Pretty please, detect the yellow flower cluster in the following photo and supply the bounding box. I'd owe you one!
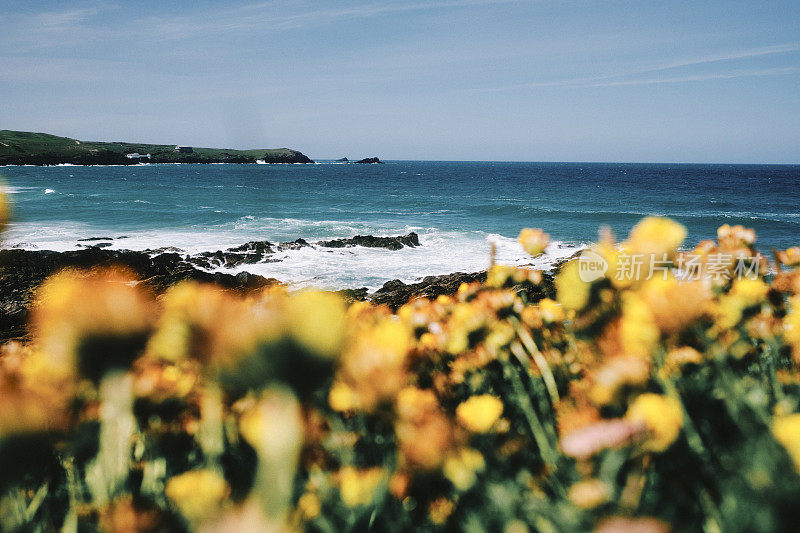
[5,215,800,532]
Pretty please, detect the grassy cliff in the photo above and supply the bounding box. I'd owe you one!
[0,130,314,165]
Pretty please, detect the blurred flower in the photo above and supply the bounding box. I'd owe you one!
[786,297,800,363]
[626,393,683,452]
[443,448,485,491]
[638,276,711,335]
[338,466,384,507]
[619,293,659,358]
[98,497,167,533]
[772,414,800,472]
[456,394,503,433]
[776,247,800,267]
[287,290,347,358]
[568,478,610,509]
[539,298,565,323]
[395,387,455,469]
[556,259,591,311]
[518,228,549,256]
[0,344,73,437]
[717,224,756,249]
[560,419,642,460]
[589,356,650,407]
[713,278,769,330]
[165,469,230,524]
[238,388,303,459]
[625,217,686,258]
[429,497,455,525]
[596,516,670,533]
[336,318,411,412]
[32,269,153,381]
[147,282,270,367]
[296,492,321,520]
[664,346,703,374]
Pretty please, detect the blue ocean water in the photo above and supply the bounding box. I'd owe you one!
[2,162,799,289]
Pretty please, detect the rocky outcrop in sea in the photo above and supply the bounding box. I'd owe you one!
[0,231,567,340]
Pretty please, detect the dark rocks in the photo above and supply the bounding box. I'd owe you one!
[0,247,278,340]
[370,271,487,309]
[368,266,559,310]
[335,157,349,162]
[277,239,310,252]
[317,232,419,251]
[355,157,382,164]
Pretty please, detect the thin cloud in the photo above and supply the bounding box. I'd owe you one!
[478,42,800,91]
[587,67,798,87]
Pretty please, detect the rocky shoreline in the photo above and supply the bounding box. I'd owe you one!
[0,232,566,341]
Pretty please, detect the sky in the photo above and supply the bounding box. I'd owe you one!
[1,0,798,163]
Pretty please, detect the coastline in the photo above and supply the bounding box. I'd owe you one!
[0,235,568,341]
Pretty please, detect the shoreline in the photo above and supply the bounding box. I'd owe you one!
[0,235,569,341]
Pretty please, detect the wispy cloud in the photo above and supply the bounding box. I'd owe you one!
[35,7,100,27]
[587,67,798,87]
[478,42,800,91]
[140,0,522,41]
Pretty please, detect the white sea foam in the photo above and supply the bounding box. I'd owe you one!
[2,218,584,290]
[44,188,56,194]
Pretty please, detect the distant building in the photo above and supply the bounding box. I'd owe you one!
[175,146,193,153]
[125,153,151,160]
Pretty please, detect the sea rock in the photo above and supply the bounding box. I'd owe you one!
[0,247,277,340]
[317,232,419,251]
[370,271,487,308]
[368,267,558,309]
[277,239,310,252]
[335,157,349,162]
[355,157,382,164]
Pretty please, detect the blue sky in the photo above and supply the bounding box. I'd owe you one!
[1,0,798,162]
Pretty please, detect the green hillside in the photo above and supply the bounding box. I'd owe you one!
[0,130,314,165]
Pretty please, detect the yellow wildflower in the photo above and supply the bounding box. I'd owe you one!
[238,389,303,456]
[328,380,359,412]
[567,479,610,509]
[443,448,485,491]
[538,298,565,323]
[772,414,800,472]
[428,497,455,525]
[518,228,549,256]
[32,269,153,379]
[625,217,686,257]
[555,259,591,311]
[287,290,347,358]
[717,224,756,249]
[165,469,230,524]
[486,264,517,288]
[147,282,271,367]
[714,278,770,330]
[338,466,384,507]
[786,297,800,362]
[395,387,455,469]
[638,276,711,335]
[626,393,683,452]
[456,394,503,433]
[297,492,321,520]
[776,247,800,267]
[589,356,650,407]
[338,318,411,411]
[620,293,659,358]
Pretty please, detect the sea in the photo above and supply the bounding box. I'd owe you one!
[1,161,798,290]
